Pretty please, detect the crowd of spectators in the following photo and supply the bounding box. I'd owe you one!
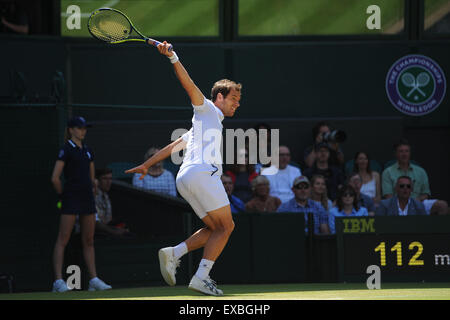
[110,121,448,237]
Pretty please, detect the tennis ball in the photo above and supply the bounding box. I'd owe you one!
[57,201,62,210]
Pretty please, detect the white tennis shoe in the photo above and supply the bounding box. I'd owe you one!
[158,247,180,286]
[88,277,112,291]
[188,275,223,296]
[52,279,71,293]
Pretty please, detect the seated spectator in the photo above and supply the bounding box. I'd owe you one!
[245,175,281,213]
[95,168,132,238]
[347,172,375,216]
[225,147,258,203]
[329,185,369,234]
[376,176,426,216]
[353,151,381,204]
[277,176,329,235]
[303,121,344,168]
[221,174,246,213]
[303,142,345,201]
[132,147,177,197]
[310,174,333,212]
[382,138,448,215]
[261,145,302,203]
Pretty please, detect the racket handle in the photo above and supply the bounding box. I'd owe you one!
[147,38,173,52]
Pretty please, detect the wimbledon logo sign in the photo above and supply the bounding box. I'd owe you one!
[386,54,446,116]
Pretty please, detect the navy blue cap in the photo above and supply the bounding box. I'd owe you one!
[67,116,92,128]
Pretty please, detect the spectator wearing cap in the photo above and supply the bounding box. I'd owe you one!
[347,172,375,216]
[221,174,246,213]
[277,176,330,235]
[376,176,426,216]
[132,147,177,197]
[303,142,345,201]
[50,116,112,292]
[328,185,369,234]
[245,175,281,213]
[261,145,302,203]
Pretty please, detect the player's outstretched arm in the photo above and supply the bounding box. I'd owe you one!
[125,137,187,179]
[156,41,204,106]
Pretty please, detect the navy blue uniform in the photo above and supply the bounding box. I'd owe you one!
[57,139,96,215]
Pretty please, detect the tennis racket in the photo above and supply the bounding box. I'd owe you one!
[87,7,172,51]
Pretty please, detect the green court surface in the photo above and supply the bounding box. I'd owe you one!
[1,282,449,300]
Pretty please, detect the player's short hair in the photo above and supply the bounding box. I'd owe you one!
[211,79,242,102]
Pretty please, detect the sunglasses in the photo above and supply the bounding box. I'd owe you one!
[294,185,309,190]
[343,193,355,198]
[399,184,411,189]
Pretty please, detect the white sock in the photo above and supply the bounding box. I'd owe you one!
[173,242,188,259]
[195,259,214,280]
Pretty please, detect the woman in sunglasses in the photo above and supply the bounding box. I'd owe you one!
[328,185,368,234]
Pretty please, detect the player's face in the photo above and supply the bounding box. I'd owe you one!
[222,89,241,117]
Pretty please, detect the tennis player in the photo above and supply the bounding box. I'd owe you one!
[126,41,241,296]
[51,116,112,292]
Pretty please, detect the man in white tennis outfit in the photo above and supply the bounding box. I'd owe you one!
[126,41,241,296]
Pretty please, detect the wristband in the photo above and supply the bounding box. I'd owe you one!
[168,51,179,64]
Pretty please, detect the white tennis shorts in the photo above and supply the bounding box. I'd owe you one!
[176,164,230,219]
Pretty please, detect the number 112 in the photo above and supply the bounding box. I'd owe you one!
[374,241,424,267]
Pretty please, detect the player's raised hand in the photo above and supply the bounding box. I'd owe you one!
[125,165,148,180]
[157,41,174,57]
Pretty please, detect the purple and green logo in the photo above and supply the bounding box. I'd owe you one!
[386,54,446,116]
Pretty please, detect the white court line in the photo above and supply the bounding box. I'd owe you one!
[61,0,120,18]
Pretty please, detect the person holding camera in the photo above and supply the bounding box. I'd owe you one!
[303,142,345,201]
[303,121,345,169]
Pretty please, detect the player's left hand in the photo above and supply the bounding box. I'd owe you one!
[125,164,148,180]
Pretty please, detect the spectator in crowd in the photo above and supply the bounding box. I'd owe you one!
[353,151,381,204]
[347,172,375,216]
[303,121,344,168]
[303,142,345,201]
[245,175,281,213]
[225,147,258,203]
[310,174,333,212]
[328,185,368,234]
[382,139,448,215]
[94,168,131,237]
[376,176,426,216]
[261,145,302,203]
[132,147,177,197]
[0,0,29,34]
[277,176,329,235]
[221,174,246,214]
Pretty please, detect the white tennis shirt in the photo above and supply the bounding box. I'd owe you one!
[180,97,224,176]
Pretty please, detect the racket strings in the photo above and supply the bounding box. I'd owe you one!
[89,11,132,42]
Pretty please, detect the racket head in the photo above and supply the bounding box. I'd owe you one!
[401,72,415,87]
[416,72,430,86]
[88,7,145,43]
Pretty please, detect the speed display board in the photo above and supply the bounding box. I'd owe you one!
[336,216,450,282]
